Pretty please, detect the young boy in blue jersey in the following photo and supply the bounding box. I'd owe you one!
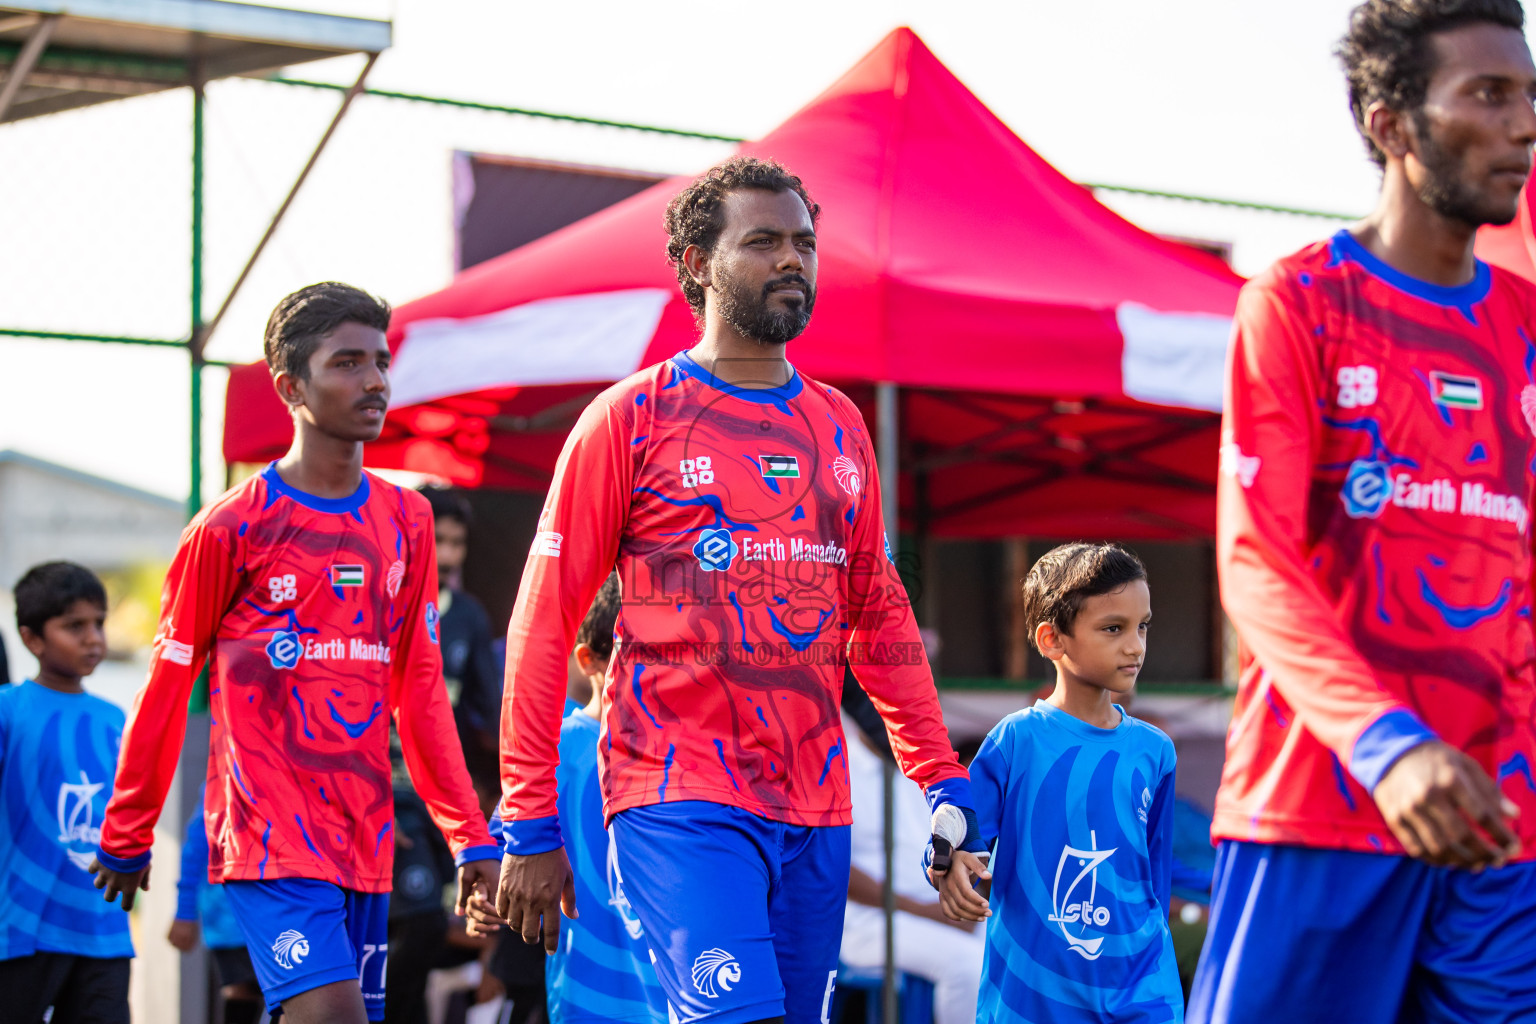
[473,574,666,1024]
[930,543,1183,1023]
[169,783,264,1024]
[0,562,132,1023]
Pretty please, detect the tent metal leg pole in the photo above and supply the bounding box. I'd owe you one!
[876,381,899,1023]
[0,14,58,123]
[180,75,211,1024]
[199,50,379,350]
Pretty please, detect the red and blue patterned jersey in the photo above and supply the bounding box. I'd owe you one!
[498,352,968,849]
[1215,230,1536,854]
[99,466,496,892]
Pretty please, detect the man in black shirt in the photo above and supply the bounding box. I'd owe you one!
[387,488,507,1023]
[420,487,502,771]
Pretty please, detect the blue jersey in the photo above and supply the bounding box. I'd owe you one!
[176,784,245,950]
[548,709,665,1024]
[0,680,133,960]
[971,702,1182,1023]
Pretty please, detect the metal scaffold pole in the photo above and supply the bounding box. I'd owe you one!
[190,75,205,523]
[876,381,899,1024]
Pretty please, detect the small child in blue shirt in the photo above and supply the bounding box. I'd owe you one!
[930,542,1183,1023]
[169,782,263,1024]
[475,575,666,1023]
[0,562,132,1023]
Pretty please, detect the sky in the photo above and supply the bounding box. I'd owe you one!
[0,0,1414,502]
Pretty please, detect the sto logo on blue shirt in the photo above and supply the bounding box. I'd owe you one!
[693,528,738,572]
[266,630,303,670]
[1341,458,1392,519]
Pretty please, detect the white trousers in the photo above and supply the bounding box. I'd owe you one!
[840,904,986,1024]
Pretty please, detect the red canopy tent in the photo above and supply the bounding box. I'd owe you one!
[226,27,1243,539]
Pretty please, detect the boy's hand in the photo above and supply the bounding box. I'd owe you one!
[89,859,151,911]
[456,859,502,919]
[929,849,991,924]
[167,919,199,952]
[463,890,506,937]
[914,899,979,933]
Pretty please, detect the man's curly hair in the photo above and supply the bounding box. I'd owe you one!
[663,157,821,317]
[1339,0,1525,167]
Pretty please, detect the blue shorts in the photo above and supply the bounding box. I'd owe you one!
[1189,840,1536,1024]
[610,801,851,1024]
[224,878,390,1021]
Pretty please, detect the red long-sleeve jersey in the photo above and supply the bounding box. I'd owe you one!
[1215,230,1536,854]
[498,352,968,849]
[99,466,496,891]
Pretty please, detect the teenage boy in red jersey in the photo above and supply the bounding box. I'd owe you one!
[491,158,983,1024]
[90,283,500,1024]
[1190,3,1536,1021]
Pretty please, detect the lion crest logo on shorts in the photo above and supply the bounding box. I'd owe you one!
[691,948,741,998]
[272,929,310,970]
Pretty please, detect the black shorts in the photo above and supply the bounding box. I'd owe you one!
[212,945,258,990]
[489,929,549,989]
[0,952,130,1024]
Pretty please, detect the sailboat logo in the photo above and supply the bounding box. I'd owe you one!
[57,771,105,871]
[1048,830,1116,960]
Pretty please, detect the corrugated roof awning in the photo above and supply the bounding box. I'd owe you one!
[0,0,389,123]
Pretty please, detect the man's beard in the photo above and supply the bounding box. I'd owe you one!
[715,271,816,345]
[1413,112,1519,228]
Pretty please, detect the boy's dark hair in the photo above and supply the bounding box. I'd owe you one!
[263,282,391,381]
[1339,0,1525,166]
[15,561,107,635]
[1021,543,1147,652]
[664,156,821,317]
[576,573,621,660]
[419,486,473,528]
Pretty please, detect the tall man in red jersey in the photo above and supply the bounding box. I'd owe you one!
[493,158,982,1024]
[91,284,500,1024]
[1191,4,1536,1021]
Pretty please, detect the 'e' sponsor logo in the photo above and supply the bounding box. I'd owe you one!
[1341,459,1392,519]
[266,630,302,670]
[693,528,738,572]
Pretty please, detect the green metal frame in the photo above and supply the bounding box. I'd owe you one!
[0,75,1363,536]
[191,79,205,521]
[0,39,187,84]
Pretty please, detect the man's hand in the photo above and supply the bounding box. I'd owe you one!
[456,859,502,918]
[496,849,575,954]
[928,849,991,923]
[167,919,199,952]
[1373,741,1521,870]
[89,860,151,911]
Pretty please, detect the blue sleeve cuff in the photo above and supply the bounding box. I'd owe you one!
[500,814,563,856]
[175,887,200,922]
[454,844,502,867]
[922,776,987,853]
[1351,709,1438,792]
[95,847,152,873]
[922,776,975,815]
